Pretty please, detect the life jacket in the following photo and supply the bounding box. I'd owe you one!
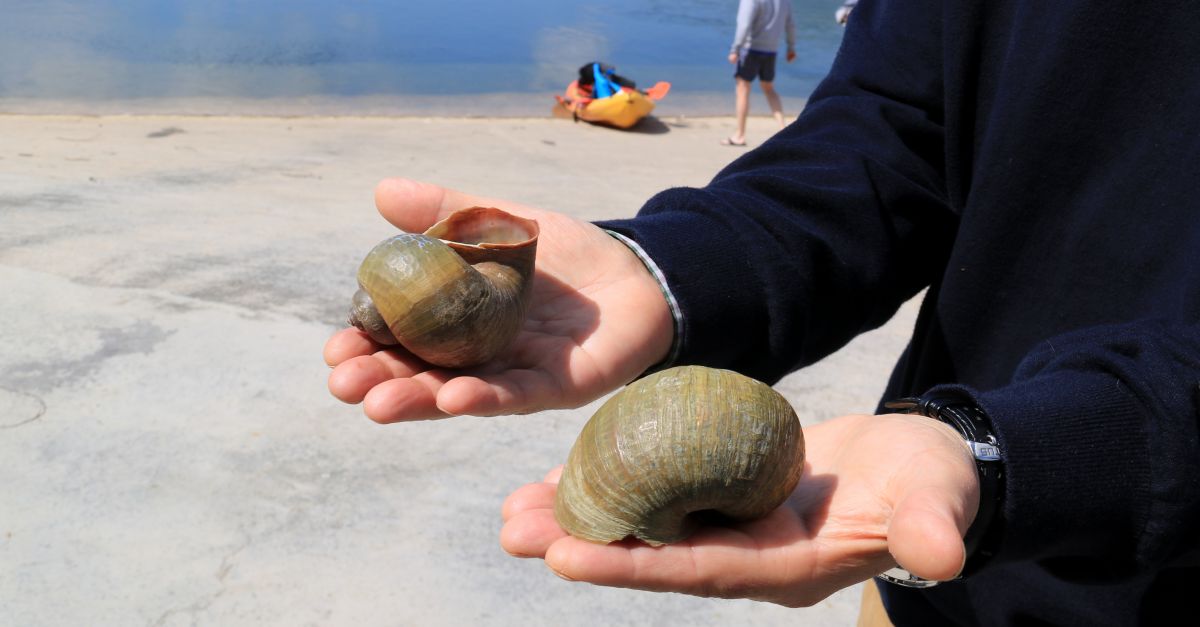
[576,62,637,99]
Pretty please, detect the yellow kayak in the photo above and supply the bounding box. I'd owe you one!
[556,80,670,129]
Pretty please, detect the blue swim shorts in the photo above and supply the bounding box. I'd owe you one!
[735,49,778,82]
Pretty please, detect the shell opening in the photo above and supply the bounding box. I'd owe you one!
[424,207,538,248]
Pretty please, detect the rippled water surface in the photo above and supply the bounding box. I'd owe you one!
[0,0,848,113]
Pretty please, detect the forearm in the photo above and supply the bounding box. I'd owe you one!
[786,10,796,50]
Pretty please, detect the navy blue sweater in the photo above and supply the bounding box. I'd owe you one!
[599,0,1200,624]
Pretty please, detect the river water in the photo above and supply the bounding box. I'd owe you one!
[0,0,848,115]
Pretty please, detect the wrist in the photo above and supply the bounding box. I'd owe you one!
[877,390,1005,587]
[604,230,681,373]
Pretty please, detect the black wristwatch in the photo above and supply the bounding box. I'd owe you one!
[875,390,1005,588]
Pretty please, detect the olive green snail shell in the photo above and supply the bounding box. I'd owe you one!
[347,206,538,369]
[554,365,806,546]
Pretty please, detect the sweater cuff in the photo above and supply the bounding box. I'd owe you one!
[940,372,1150,569]
[595,189,774,379]
[604,230,683,373]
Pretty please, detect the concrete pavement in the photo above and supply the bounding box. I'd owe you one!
[0,114,917,626]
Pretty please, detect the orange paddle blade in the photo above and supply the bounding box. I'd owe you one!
[644,81,671,101]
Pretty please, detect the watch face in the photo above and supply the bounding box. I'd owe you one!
[877,567,944,588]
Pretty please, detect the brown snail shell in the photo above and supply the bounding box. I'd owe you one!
[347,206,538,368]
[554,365,805,546]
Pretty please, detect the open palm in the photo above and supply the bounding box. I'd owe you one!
[324,178,674,422]
[500,414,980,607]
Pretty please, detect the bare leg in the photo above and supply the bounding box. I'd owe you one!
[761,81,786,128]
[733,77,752,143]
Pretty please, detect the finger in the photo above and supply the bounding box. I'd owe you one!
[435,369,566,417]
[374,178,505,233]
[501,509,569,558]
[544,531,765,598]
[888,486,969,581]
[880,417,979,580]
[543,465,563,484]
[361,374,449,422]
[501,482,556,522]
[327,350,429,404]
[328,355,397,404]
[544,538,702,593]
[370,349,433,378]
[323,327,378,366]
[374,178,448,231]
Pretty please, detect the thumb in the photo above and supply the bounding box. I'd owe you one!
[887,486,971,581]
[374,178,503,233]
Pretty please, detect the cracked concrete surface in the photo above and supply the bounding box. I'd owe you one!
[0,115,918,626]
[0,386,46,429]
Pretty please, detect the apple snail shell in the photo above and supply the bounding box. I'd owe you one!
[554,365,806,546]
[347,206,538,368]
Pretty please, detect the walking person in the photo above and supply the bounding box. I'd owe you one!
[723,0,796,147]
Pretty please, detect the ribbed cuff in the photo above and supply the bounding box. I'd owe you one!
[604,229,682,373]
[938,372,1150,566]
[596,188,775,380]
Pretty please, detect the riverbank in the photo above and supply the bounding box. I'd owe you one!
[0,90,802,118]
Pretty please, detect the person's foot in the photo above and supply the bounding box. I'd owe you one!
[720,136,747,147]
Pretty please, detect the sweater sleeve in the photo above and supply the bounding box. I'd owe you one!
[785,4,796,50]
[730,0,755,53]
[600,0,955,383]
[942,320,1200,579]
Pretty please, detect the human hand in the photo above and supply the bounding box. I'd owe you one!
[324,178,674,422]
[728,52,738,65]
[786,49,797,63]
[501,413,980,607]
